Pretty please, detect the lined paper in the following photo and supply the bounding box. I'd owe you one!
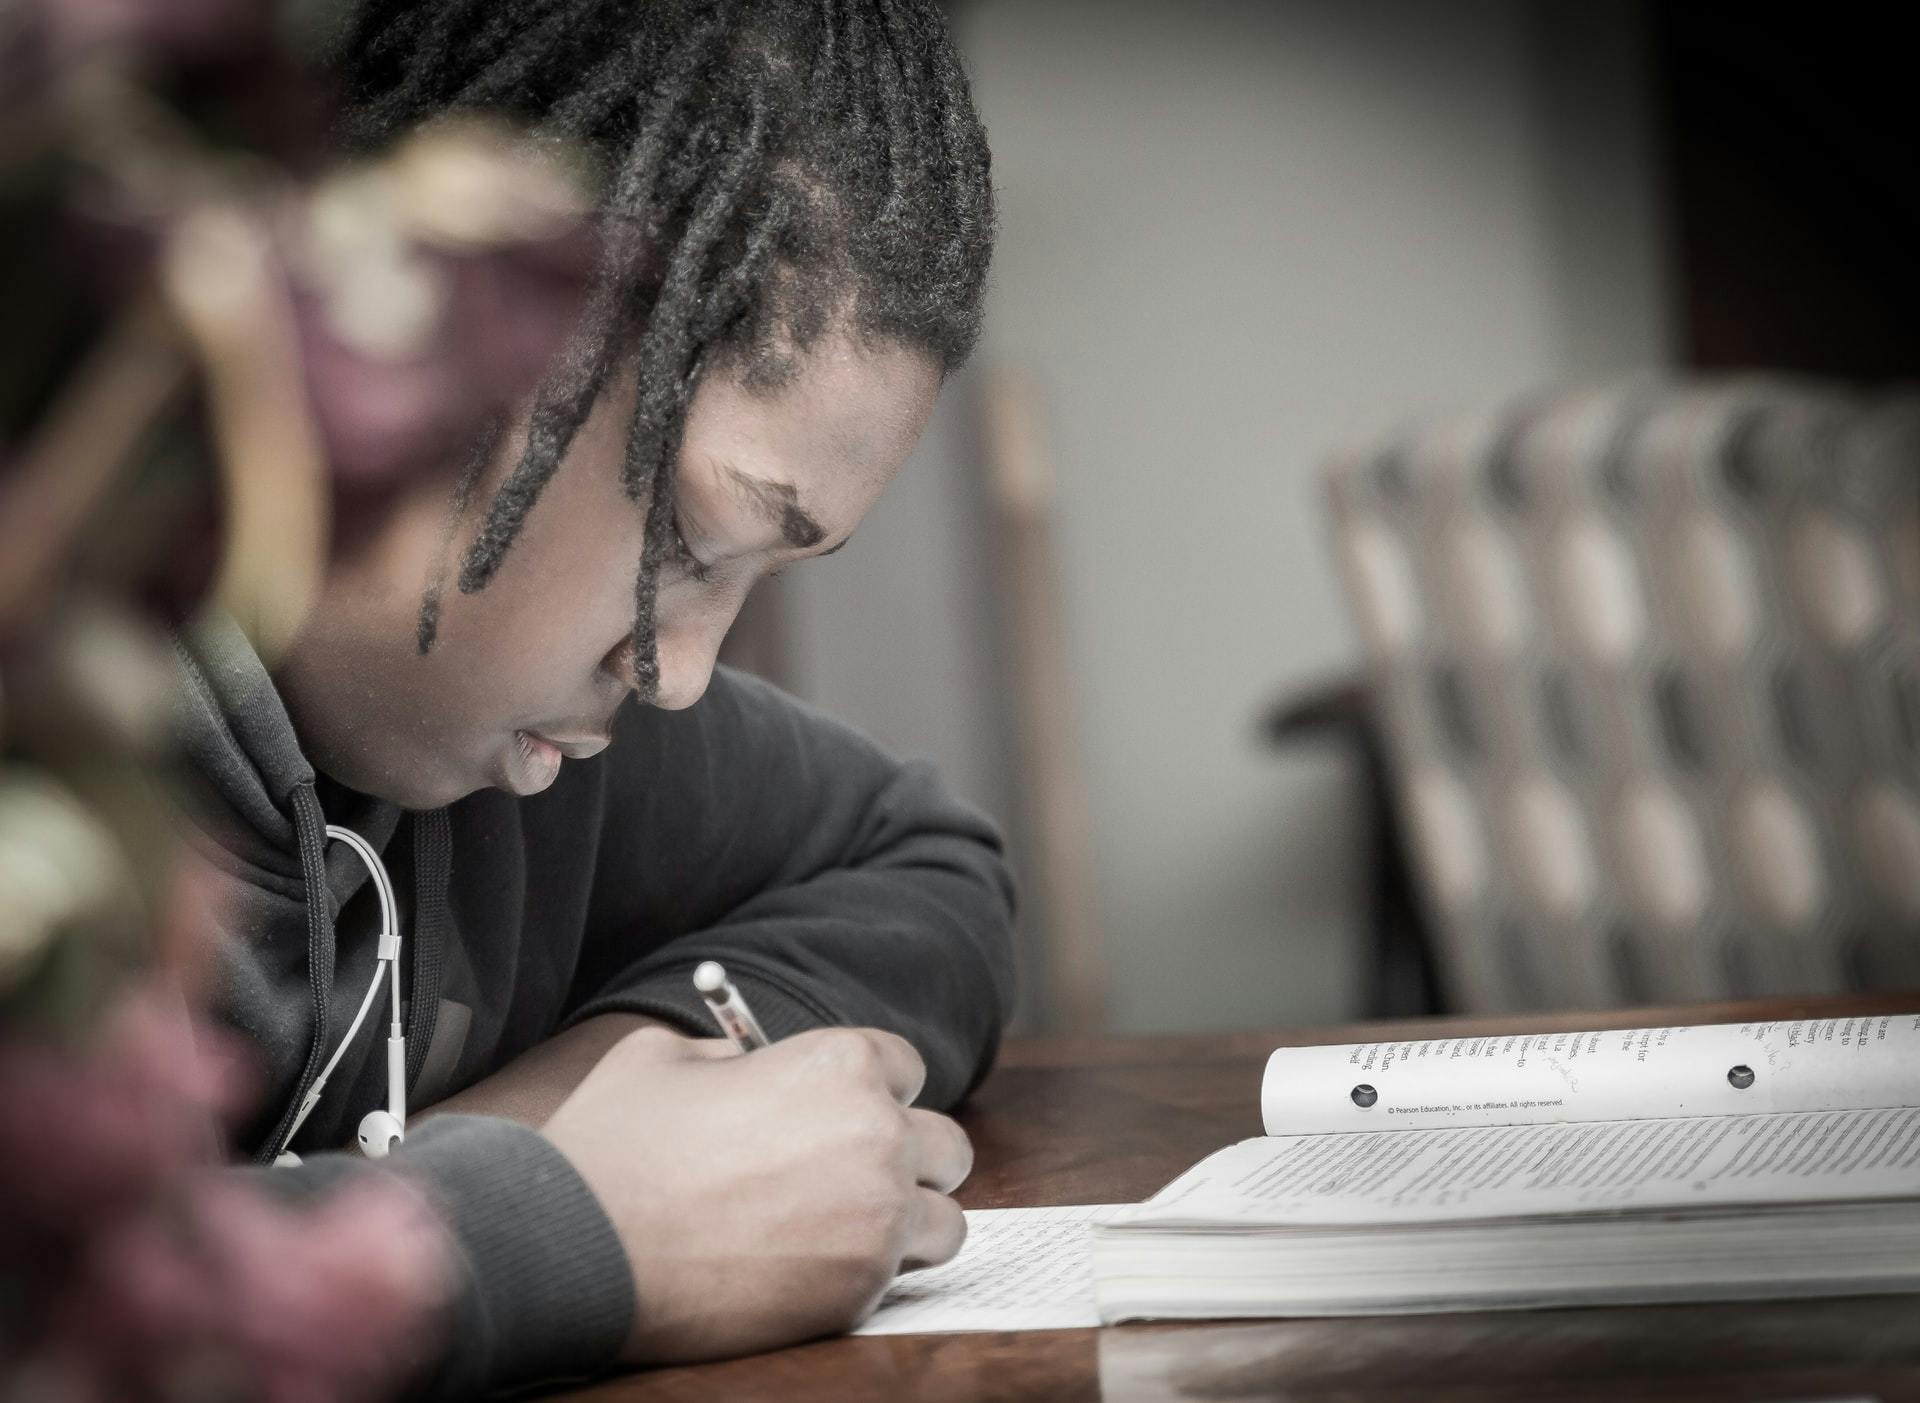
[856,1204,1127,1335]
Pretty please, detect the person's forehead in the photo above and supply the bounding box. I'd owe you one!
[695,337,939,494]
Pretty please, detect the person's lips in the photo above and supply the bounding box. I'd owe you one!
[499,730,563,796]
[528,731,611,761]
[494,724,614,796]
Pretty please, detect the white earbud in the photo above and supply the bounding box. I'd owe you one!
[357,1109,405,1159]
[358,1030,409,1159]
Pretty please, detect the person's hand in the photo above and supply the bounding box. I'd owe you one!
[541,1024,972,1363]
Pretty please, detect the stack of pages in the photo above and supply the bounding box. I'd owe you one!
[1091,1015,1920,1320]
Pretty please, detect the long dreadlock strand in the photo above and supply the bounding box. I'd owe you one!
[417,415,505,653]
[347,0,442,74]
[693,187,792,344]
[621,87,774,499]
[882,1,961,246]
[804,0,840,127]
[453,3,743,595]
[451,289,624,594]
[921,24,994,361]
[541,21,669,139]
[838,0,878,158]
[870,6,926,235]
[340,0,519,145]
[622,91,777,695]
[446,0,617,114]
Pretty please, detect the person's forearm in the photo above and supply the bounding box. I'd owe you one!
[414,1014,657,1127]
[581,674,1019,1107]
[569,858,1015,1112]
[252,1115,635,1397]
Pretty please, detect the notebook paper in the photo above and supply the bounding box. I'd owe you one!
[856,1204,1126,1335]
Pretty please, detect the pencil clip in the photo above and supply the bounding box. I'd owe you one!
[1351,1083,1378,1108]
[1727,1064,1755,1090]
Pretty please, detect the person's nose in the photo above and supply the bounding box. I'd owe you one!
[649,615,727,710]
[600,580,752,710]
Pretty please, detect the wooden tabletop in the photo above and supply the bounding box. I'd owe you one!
[561,992,1920,1403]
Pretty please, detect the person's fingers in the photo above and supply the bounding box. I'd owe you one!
[860,1028,929,1104]
[899,1189,967,1271]
[904,1108,973,1193]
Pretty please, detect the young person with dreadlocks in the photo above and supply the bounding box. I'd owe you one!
[171,0,1009,1394]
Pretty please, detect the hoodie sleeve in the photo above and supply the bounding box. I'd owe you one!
[566,668,1018,1110]
[256,1115,634,1400]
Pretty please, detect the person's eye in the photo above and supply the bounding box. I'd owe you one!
[671,518,716,584]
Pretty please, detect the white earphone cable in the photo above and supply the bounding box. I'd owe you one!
[284,957,387,1144]
[324,824,397,942]
[276,825,407,1162]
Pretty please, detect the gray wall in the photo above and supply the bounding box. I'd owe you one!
[781,0,1672,1034]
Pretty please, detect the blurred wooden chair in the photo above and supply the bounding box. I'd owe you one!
[1305,380,1920,1013]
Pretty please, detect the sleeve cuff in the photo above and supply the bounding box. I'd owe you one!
[565,959,836,1043]
[394,1114,634,1398]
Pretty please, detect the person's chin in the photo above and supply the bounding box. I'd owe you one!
[365,732,566,808]
[370,748,496,811]
[381,770,487,812]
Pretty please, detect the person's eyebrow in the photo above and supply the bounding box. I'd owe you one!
[719,460,830,551]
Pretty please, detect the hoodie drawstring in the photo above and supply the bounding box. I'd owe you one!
[405,808,452,1086]
[260,779,337,1164]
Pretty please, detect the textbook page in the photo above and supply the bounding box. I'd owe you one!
[857,1204,1126,1335]
[1262,1015,1920,1135]
[1113,1104,1920,1228]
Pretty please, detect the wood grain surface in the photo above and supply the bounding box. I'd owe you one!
[555,992,1920,1402]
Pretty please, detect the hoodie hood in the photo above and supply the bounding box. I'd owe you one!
[171,610,407,904]
[169,611,440,1160]
[171,610,316,887]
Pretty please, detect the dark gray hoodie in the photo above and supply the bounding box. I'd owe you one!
[169,613,1016,1397]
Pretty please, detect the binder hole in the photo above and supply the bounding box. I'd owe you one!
[1351,1084,1378,1108]
[1727,1064,1755,1090]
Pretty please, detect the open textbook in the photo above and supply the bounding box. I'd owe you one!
[1092,1015,1920,1321]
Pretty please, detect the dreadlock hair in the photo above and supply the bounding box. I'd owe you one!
[337,0,995,693]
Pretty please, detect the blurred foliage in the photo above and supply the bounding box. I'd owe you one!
[0,0,599,1395]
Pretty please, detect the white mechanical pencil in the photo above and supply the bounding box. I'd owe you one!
[693,959,771,1051]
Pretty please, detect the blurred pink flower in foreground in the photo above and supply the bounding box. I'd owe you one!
[38,1173,449,1402]
[0,876,454,1402]
[0,992,253,1233]
[288,122,602,499]
[3,22,584,1399]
